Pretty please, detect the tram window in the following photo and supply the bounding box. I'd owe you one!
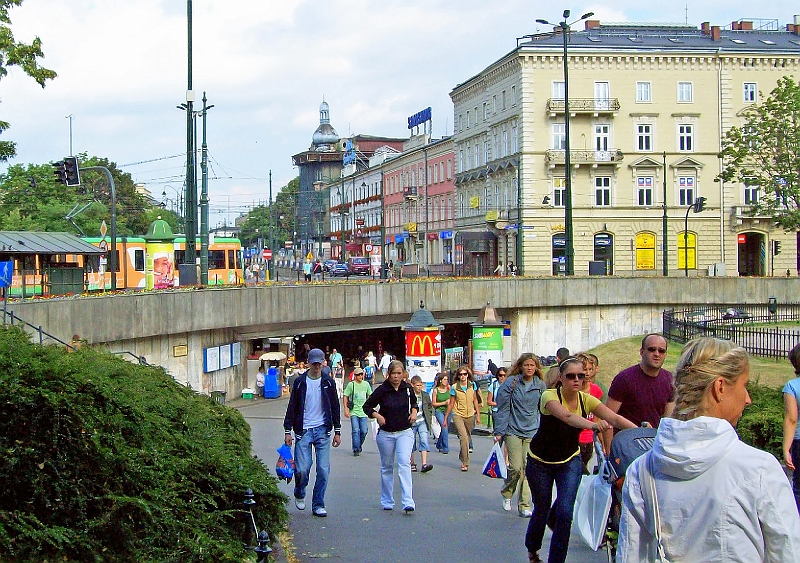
[175,250,185,264]
[134,249,145,272]
[209,250,225,270]
[228,250,236,269]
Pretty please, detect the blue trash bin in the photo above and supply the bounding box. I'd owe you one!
[264,367,281,399]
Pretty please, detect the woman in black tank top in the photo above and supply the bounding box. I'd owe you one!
[524,358,636,563]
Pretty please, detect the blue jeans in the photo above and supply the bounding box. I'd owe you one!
[525,455,582,563]
[412,420,430,452]
[293,425,331,511]
[375,427,415,510]
[434,410,451,453]
[791,439,800,513]
[350,416,369,453]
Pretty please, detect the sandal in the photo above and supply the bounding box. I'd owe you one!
[411,463,418,472]
[461,465,468,472]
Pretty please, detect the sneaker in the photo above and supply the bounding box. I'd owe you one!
[421,464,433,473]
[383,506,394,511]
[354,451,361,456]
[294,498,306,511]
[468,447,474,454]
[520,509,533,518]
[403,506,415,514]
[502,498,512,512]
[312,507,327,517]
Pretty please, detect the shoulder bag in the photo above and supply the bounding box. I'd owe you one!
[639,451,671,563]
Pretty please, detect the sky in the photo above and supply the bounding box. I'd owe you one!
[1,1,799,229]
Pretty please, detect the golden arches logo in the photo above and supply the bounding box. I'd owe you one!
[407,333,437,356]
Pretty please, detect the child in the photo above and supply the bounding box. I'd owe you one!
[256,365,266,398]
[409,376,434,473]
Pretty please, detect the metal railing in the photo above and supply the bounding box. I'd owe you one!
[663,304,800,359]
[2,308,149,364]
[546,98,621,113]
[545,149,624,165]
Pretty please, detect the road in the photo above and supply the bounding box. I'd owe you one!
[238,395,613,563]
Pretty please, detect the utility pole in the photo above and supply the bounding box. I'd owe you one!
[269,170,274,280]
[200,92,213,285]
[183,0,197,276]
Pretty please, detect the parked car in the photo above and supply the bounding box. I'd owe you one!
[323,259,338,273]
[722,308,752,322]
[348,256,370,276]
[331,263,350,277]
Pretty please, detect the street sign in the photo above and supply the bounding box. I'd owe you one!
[284,241,293,248]
[262,249,272,260]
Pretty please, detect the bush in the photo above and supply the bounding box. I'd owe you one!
[0,326,287,562]
[737,381,784,460]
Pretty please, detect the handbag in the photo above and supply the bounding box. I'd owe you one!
[639,451,671,563]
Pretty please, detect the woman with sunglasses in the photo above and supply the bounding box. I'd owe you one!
[430,372,452,454]
[444,365,481,471]
[525,357,636,563]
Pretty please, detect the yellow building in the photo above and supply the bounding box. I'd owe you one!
[450,18,800,277]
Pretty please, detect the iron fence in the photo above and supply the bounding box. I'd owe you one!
[663,303,800,359]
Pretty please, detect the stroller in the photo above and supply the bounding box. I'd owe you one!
[603,427,657,561]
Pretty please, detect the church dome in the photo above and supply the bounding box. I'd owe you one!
[311,101,339,151]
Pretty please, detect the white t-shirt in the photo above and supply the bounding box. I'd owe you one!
[303,376,326,429]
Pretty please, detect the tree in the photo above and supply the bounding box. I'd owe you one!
[719,76,800,234]
[0,0,58,161]
[238,177,300,248]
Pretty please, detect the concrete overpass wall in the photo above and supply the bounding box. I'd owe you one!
[7,277,800,395]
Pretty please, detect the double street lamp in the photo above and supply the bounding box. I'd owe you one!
[536,9,594,276]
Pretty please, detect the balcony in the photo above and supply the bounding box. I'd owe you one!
[546,98,620,116]
[545,149,624,167]
[403,186,418,200]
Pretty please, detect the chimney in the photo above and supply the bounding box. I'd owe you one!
[740,21,753,30]
[585,20,600,30]
[731,21,740,31]
[711,26,721,41]
[701,22,711,35]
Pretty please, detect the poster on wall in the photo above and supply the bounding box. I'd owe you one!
[472,326,504,378]
[204,347,220,373]
[219,344,232,369]
[232,342,241,365]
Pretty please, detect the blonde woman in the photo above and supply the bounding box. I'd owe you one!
[619,337,800,563]
[444,365,481,471]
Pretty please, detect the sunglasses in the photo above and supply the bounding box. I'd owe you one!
[457,371,469,376]
[564,372,586,381]
[646,347,667,354]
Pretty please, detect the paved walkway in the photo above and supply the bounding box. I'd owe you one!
[235,395,611,563]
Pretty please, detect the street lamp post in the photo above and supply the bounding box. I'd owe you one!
[536,9,594,276]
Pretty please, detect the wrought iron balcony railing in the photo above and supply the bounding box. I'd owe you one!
[546,98,621,114]
[545,149,624,166]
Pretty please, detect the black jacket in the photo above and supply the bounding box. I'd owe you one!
[283,372,341,438]
[363,380,418,433]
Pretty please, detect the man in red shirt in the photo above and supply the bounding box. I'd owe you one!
[606,334,674,430]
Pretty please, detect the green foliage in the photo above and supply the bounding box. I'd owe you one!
[718,75,800,231]
[0,156,156,236]
[239,177,299,247]
[0,326,287,562]
[0,0,58,162]
[737,381,785,460]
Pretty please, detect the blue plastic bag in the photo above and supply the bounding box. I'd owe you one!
[276,444,295,482]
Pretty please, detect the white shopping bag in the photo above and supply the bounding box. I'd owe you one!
[482,442,508,479]
[370,419,380,441]
[431,417,441,440]
[572,464,612,551]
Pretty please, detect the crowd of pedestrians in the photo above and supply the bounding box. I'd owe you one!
[281,337,800,562]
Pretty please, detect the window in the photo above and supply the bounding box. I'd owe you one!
[678,176,695,206]
[459,149,464,172]
[595,177,611,206]
[595,124,610,152]
[552,123,566,149]
[636,82,651,102]
[134,249,145,271]
[744,179,759,205]
[744,83,757,102]
[466,146,471,169]
[512,123,518,153]
[494,184,500,209]
[484,140,491,164]
[594,82,610,110]
[678,124,694,151]
[637,124,653,151]
[474,142,479,167]
[458,114,463,132]
[492,95,497,113]
[466,110,471,129]
[552,81,565,99]
[512,85,517,106]
[474,106,479,123]
[501,90,506,110]
[637,177,654,206]
[447,160,452,179]
[553,177,566,207]
[459,192,465,215]
[502,128,508,157]
[678,82,693,102]
[483,102,489,120]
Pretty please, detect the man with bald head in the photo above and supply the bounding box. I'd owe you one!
[606,333,675,430]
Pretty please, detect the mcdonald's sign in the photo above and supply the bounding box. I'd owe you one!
[405,331,441,357]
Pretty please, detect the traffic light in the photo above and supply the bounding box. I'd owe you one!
[53,161,67,184]
[692,196,707,213]
[773,240,782,255]
[63,156,81,187]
